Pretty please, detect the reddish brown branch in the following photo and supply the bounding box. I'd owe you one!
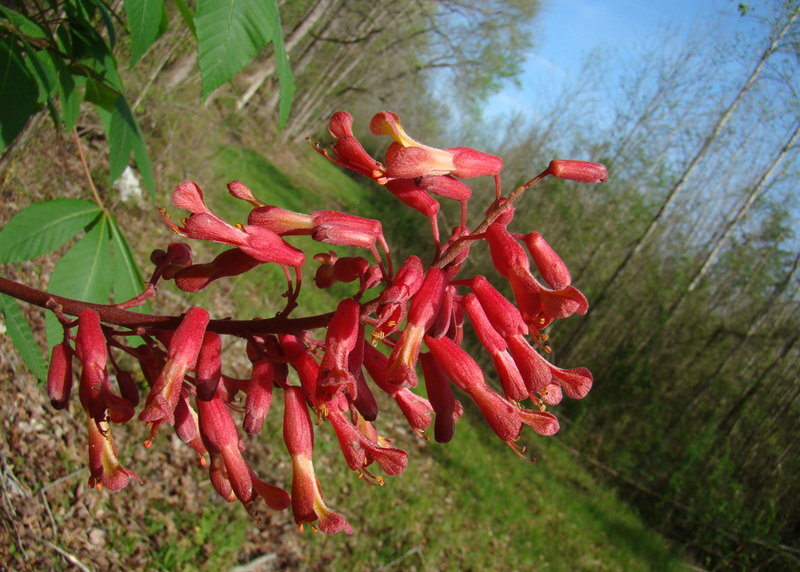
[0,276,334,335]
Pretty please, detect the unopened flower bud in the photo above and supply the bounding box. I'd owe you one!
[48,341,73,410]
[546,160,608,184]
[195,332,222,401]
[244,359,274,435]
[520,232,572,290]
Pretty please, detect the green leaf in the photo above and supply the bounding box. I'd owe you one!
[263,0,293,129]
[108,214,149,311]
[24,47,58,103]
[109,215,149,347]
[0,35,39,151]
[45,214,113,350]
[195,0,276,101]
[85,78,121,111]
[0,6,48,38]
[173,0,197,38]
[0,292,48,382]
[0,199,103,263]
[97,96,155,200]
[56,56,80,131]
[125,0,167,67]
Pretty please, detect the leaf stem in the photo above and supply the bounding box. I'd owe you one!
[72,127,106,211]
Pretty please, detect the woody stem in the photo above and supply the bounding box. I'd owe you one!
[432,169,549,269]
[0,276,334,335]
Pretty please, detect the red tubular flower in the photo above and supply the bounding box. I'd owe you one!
[468,276,528,338]
[485,223,587,331]
[174,249,262,292]
[48,341,73,410]
[383,179,441,244]
[317,298,361,403]
[419,352,460,443]
[207,447,236,502]
[312,111,387,183]
[424,334,522,443]
[505,334,593,398]
[281,335,321,407]
[373,255,424,340]
[350,324,379,421]
[227,179,266,207]
[325,395,408,480]
[174,390,208,461]
[505,334,552,394]
[313,252,371,290]
[169,181,305,268]
[197,392,253,504]
[283,386,352,534]
[362,343,433,435]
[139,307,209,427]
[518,232,571,290]
[149,242,193,283]
[249,207,390,273]
[416,175,472,201]
[370,111,503,179]
[75,310,110,421]
[386,267,448,388]
[115,370,140,407]
[244,359,274,435]
[545,159,608,184]
[427,284,456,339]
[247,466,291,512]
[195,332,222,401]
[86,414,141,491]
[462,294,528,402]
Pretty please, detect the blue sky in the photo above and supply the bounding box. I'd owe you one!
[486,0,740,118]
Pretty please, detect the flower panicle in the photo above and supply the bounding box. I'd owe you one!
[42,109,605,534]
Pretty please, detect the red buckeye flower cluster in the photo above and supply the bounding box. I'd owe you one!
[45,111,607,534]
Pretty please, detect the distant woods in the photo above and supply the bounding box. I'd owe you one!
[491,2,799,569]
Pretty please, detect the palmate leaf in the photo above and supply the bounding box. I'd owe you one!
[0,292,47,382]
[195,0,292,113]
[0,199,102,263]
[45,214,114,350]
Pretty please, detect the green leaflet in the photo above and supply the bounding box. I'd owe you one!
[124,0,168,67]
[0,35,39,151]
[0,199,102,263]
[264,0,294,130]
[0,292,47,382]
[109,213,149,312]
[45,214,114,350]
[195,0,292,120]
